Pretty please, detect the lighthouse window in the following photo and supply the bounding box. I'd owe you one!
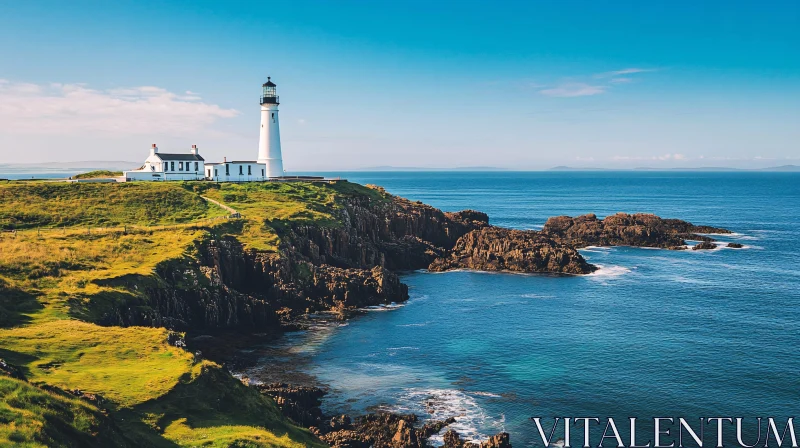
[271,112,275,123]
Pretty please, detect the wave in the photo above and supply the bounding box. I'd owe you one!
[396,322,429,328]
[520,293,555,299]
[380,388,501,446]
[587,264,631,278]
[360,303,405,312]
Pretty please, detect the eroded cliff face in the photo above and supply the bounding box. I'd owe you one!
[428,227,597,275]
[93,193,495,332]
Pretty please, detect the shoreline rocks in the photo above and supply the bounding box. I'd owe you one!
[428,227,597,275]
[541,213,731,249]
[256,382,509,448]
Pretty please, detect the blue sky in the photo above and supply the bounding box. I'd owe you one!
[0,1,798,169]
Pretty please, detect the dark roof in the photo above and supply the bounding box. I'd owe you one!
[262,76,276,87]
[155,153,204,161]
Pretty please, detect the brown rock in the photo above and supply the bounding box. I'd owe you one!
[541,212,731,249]
[429,227,596,274]
[727,242,744,248]
[692,241,717,250]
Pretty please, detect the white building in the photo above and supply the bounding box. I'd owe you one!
[257,77,284,178]
[124,77,287,182]
[124,144,205,181]
[205,159,267,182]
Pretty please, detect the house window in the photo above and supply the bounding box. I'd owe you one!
[180,162,185,171]
[247,165,251,175]
[170,162,175,171]
[195,162,199,171]
[225,165,229,176]
[214,169,218,177]
[239,166,243,175]
[261,169,264,177]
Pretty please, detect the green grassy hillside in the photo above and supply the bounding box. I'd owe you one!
[0,179,385,447]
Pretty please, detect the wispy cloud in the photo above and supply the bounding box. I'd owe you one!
[609,77,633,84]
[539,83,606,98]
[595,67,658,78]
[0,80,239,135]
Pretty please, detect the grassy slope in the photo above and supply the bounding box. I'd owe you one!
[72,170,123,179]
[0,376,131,447]
[0,180,384,447]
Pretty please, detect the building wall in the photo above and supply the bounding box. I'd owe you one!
[257,103,284,177]
[125,154,205,181]
[124,171,206,181]
[205,162,267,182]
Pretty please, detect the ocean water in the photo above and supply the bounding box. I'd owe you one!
[245,171,800,447]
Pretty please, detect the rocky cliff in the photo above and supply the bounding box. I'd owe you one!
[428,227,596,274]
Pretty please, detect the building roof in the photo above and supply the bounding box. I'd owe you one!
[262,76,276,87]
[206,161,261,165]
[155,153,204,161]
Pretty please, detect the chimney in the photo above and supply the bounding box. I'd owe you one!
[150,143,158,156]
[190,144,198,155]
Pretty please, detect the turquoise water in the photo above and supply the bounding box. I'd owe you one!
[252,171,800,446]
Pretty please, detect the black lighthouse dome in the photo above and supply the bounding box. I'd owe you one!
[260,77,279,105]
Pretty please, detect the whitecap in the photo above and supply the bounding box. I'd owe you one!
[360,303,406,312]
[587,264,631,278]
[470,391,502,398]
[380,388,501,446]
[520,293,555,299]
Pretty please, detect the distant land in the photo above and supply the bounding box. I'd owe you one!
[0,161,138,172]
[549,165,800,172]
[355,166,510,171]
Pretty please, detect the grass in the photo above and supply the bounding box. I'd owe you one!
[0,321,193,408]
[72,170,123,179]
[0,376,131,447]
[200,180,387,251]
[0,182,226,229]
[0,179,385,446]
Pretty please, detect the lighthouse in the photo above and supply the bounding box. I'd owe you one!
[257,77,284,177]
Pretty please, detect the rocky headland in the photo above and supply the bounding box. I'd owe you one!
[8,181,735,447]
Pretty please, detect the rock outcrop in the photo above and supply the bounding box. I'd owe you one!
[692,241,717,250]
[727,242,744,248]
[256,383,326,427]
[542,213,731,249]
[441,429,512,448]
[428,227,597,274]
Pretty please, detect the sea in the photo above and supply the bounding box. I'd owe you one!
[242,171,800,447]
[8,170,799,446]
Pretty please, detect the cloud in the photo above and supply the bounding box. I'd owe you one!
[539,83,606,98]
[609,77,633,84]
[0,80,239,135]
[595,68,657,78]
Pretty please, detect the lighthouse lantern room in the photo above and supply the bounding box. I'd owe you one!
[257,77,284,177]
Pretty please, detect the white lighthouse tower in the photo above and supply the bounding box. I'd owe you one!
[257,77,284,177]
